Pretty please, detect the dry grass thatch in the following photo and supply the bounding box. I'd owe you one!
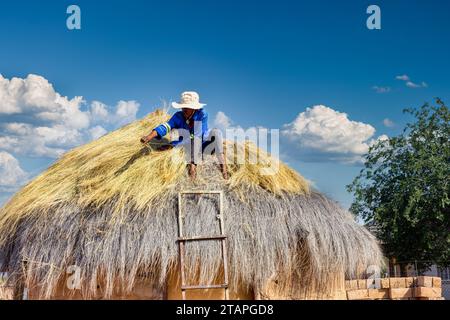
[0,109,383,299]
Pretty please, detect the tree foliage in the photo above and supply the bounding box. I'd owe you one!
[348,98,449,269]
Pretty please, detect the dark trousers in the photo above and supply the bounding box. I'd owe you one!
[190,128,224,164]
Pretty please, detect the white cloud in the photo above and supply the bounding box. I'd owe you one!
[281,105,381,164]
[0,136,20,151]
[3,122,33,135]
[89,125,108,140]
[0,74,143,204]
[405,81,420,88]
[213,111,263,146]
[89,101,110,123]
[0,74,89,129]
[396,74,428,89]
[114,100,140,126]
[396,74,410,81]
[369,134,389,146]
[0,151,27,191]
[0,74,140,158]
[88,100,140,127]
[383,118,395,128]
[0,121,84,158]
[372,86,391,94]
[214,111,232,131]
[406,81,427,88]
[216,106,384,164]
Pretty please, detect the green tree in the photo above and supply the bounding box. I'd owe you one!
[347,98,449,274]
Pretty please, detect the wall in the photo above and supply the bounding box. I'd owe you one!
[3,273,444,300]
[345,276,444,300]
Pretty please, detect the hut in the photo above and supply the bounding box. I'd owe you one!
[0,110,383,300]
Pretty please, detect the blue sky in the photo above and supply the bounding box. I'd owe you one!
[0,0,449,208]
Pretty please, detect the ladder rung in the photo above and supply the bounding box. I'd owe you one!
[178,235,227,242]
[182,284,228,290]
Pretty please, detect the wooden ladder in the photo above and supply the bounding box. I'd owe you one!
[177,190,229,300]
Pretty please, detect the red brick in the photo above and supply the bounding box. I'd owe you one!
[358,279,367,289]
[380,278,390,289]
[333,290,348,300]
[368,288,389,299]
[389,288,413,299]
[432,277,441,288]
[357,279,367,289]
[347,289,369,300]
[405,277,415,287]
[416,276,433,287]
[414,287,442,298]
[389,277,406,288]
[345,280,358,290]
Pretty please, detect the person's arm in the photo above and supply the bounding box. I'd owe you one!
[140,130,158,144]
[140,114,179,144]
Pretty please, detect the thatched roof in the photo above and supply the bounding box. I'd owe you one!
[0,110,383,299]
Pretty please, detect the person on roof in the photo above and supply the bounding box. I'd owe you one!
[140,91,228,180]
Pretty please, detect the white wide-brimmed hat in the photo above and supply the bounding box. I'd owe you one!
[171,91,206,110]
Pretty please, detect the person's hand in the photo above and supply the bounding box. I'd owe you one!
[158,145,173,151]
[140,136,150,144]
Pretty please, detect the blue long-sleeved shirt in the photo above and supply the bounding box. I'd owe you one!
[153,109,209,146]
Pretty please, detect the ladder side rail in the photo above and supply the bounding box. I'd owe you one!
[218,191,230,300]
[177,192,187,300]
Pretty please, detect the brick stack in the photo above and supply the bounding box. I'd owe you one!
[345,276,444,300]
